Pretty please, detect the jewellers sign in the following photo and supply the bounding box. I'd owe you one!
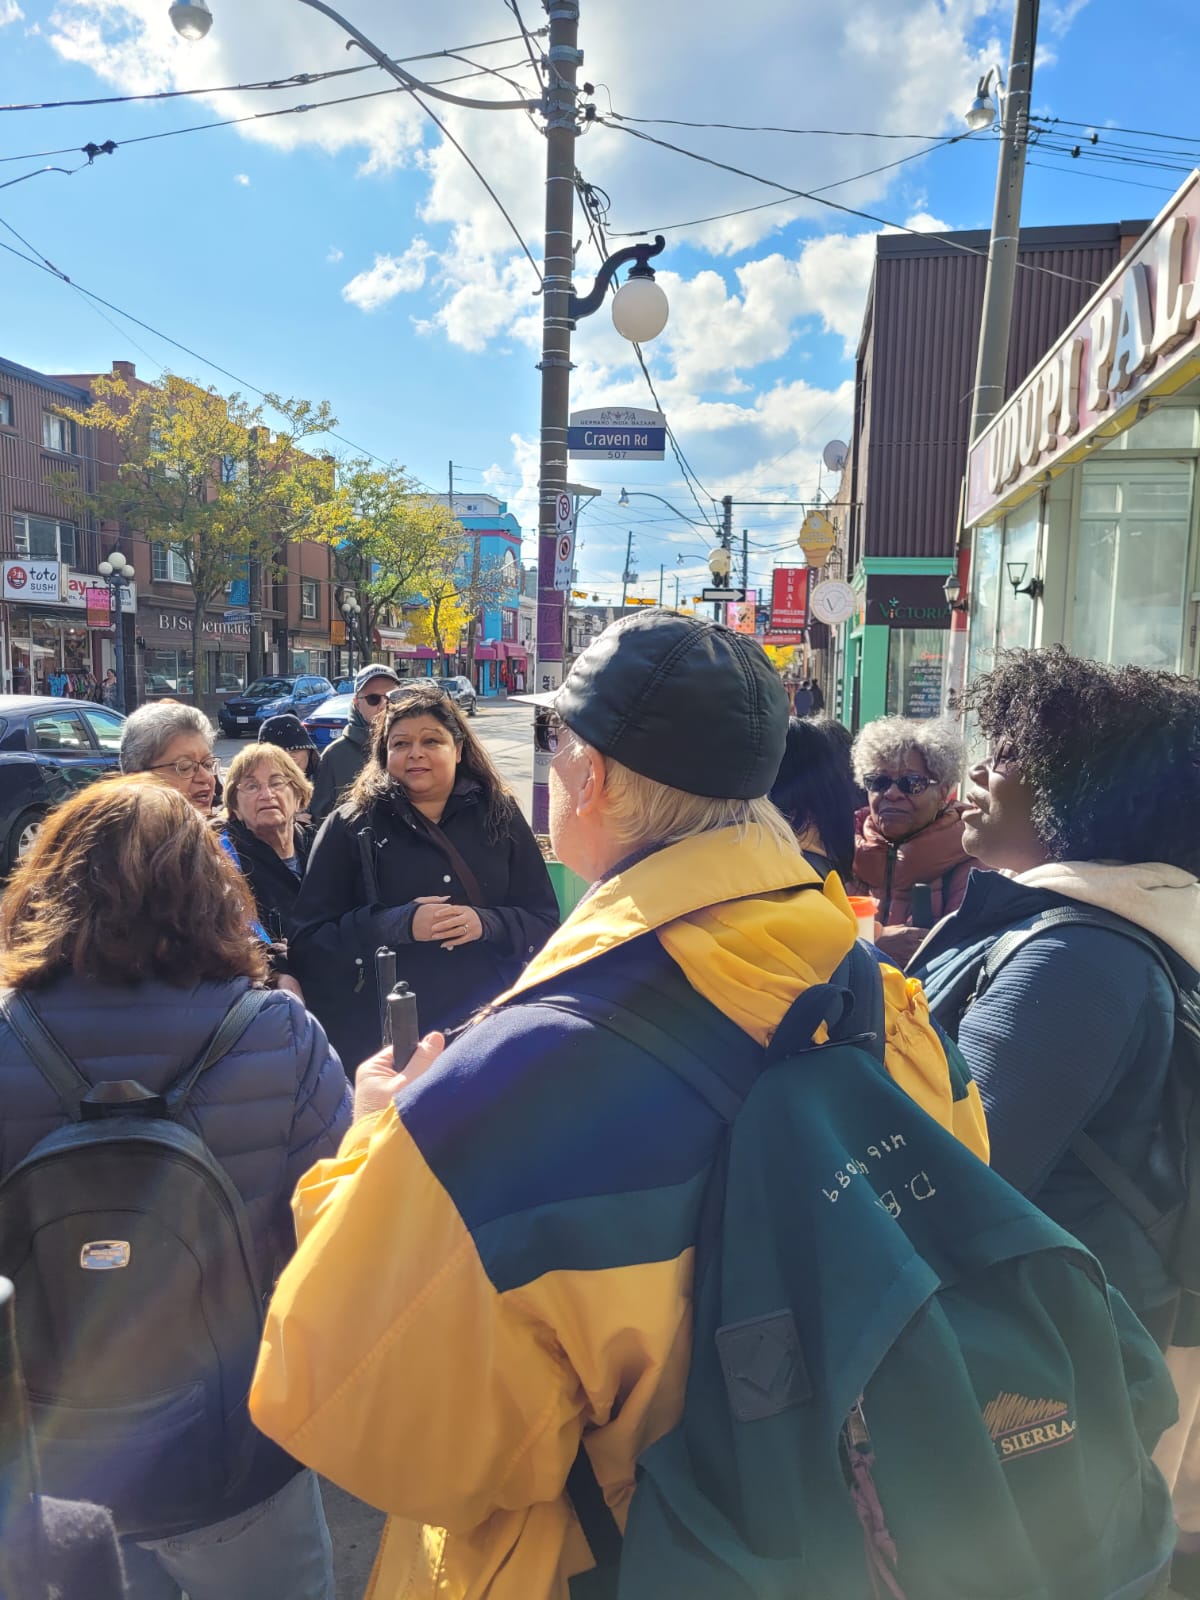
[3,560,63,604]
[966,170,1200,526]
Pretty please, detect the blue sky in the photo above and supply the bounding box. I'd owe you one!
[1,0,1195,602]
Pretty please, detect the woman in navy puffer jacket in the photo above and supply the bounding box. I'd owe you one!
[0,776,351,1600]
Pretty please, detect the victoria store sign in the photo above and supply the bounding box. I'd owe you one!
[966,172,1200,525]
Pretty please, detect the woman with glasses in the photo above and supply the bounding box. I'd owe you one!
[848,714,974,964]
[219,745,314,962]
[291,680,558,1073]
[119,702,220,815]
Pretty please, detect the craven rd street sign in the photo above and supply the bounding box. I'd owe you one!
[568,407,666,460]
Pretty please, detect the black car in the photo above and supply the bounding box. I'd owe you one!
[0,696,125,871]
[435,675,478,716]
[217,674,335,737]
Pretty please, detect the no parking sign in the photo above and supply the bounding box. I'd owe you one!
[553,494,576,590]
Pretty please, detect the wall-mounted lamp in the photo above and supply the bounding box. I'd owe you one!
[943,572,968,612]
[1006,561,1043,600]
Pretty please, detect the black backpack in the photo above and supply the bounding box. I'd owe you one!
[936,903,1200,1303]
[0,987,270,1539]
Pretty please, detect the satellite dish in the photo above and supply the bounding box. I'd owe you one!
[822,439,848,473]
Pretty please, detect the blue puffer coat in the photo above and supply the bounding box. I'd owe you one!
[0,976,352,1285]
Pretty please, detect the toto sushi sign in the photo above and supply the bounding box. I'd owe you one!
[966,170,1200,525]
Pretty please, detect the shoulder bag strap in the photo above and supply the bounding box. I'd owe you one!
[977,903,1181,1234]
[408,808,490,909]
[165,988,272,1116]
[0,991,91,1121]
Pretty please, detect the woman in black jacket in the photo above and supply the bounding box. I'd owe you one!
[218,744,314,948]
[290,681,559,1071]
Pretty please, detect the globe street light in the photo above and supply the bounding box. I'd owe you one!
[340,591,361,678]
[168,0,212,38]
[964,67,1003,132]
[97,549,131,714]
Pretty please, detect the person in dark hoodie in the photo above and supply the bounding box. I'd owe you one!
[909,648,1200,1593]
[290,679,559,1071]
[849,714,975,964]
[308,664,400,822]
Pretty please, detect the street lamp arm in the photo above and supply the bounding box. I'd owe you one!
[293,0,540,111]
[621,488,713,529]
[569,236,665,322]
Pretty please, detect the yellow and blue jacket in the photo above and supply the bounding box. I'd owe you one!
[251,825,988,1599]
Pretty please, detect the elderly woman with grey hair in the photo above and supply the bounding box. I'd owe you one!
[119,701,220,815]
[848,715,978,965]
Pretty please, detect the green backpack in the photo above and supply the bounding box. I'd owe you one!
[567,942,1177,1600]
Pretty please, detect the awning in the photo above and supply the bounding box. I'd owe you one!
[393,644,438,659]
[474,643,500,661]
[499,642,528,660]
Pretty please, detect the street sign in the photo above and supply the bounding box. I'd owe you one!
[223,610,251,624]
[568,407,666,461]
[702,587,746,602]
[553,530,575,591]
[555,491,574,531]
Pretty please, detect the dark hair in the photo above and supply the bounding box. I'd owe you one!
[964,646,1200,870]
[769,717,858,878]
[350,680,516,841]
[0,776,269,990]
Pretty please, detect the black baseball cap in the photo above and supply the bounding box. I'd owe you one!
[521,609,788,800]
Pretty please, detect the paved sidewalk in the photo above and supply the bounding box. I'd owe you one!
[323,1479,385,1598]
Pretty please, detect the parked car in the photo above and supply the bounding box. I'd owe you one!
[217,674,335,737]
[302,693,354,749]
[0,696,125,872]
[334,677,355,694]
[436,675,478,716]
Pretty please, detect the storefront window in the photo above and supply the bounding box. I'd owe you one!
[218,652,247,692]
[887,629,946,718]
[144,648,193,696]
[967,521,1003,682]
[1104,404,1200,452]
[1072,459,1194,671]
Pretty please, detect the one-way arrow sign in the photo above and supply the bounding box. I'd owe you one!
[702,587,746,602]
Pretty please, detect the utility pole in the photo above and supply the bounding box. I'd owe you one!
[742,527,749,595]
[658,563,664,606]
[533,0,581,833]
[621,530,634,609]
[248,555,263,682]
[717,493,734,623]
[946,0,1038,716]
[674,574,681,609]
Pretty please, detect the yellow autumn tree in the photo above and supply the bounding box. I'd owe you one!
[53,373,347,702]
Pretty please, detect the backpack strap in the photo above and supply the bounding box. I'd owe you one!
[976,903,1184,1237]
[0,991,92,1121]
[165,988,272,1117]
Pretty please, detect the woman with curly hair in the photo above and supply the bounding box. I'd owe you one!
[290,681,559,1071]
[912,647,1200,1333]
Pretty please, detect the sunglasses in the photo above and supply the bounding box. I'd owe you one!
[359,692,388,707]
[863,772,938,798]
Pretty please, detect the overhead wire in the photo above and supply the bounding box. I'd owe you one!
[599,117,1112,289]
[0,33,539,112]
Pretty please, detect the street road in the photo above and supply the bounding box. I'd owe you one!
[215,696,537,819]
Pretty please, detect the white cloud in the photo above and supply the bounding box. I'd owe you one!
[326,246,344,264]
[0,1,25,25]
[233,173,250,186]
[341,239,434,312]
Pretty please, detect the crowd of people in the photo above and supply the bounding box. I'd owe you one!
[0,611,1198,1600]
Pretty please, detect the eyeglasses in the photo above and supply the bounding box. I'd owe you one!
[863,772,937,798]
[239,775,292,797]
[359,692,388,707]
[151,755,220,779]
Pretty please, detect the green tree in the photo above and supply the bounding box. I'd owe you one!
[53,373,346,702]
[328,461,464,666]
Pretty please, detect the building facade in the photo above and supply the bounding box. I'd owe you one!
[961,173,1200,709]
[0,356,138,698]
[433,493,527,695]
[828,219,1146,728]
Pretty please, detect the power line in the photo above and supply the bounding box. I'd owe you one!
[504,0,547,88]
[0,61,534,165]
[0,33,538,112]
[598,117,1105,290]
[606,112,952,140]
[0,222,399,470]
[1024,156,1177,195]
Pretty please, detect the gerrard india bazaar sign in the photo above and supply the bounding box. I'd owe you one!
[966,169,1200,526]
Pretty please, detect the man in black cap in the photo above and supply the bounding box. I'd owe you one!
[309,662,401,821]
[252,610,961,1599]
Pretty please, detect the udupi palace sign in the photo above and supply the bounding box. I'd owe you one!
[966,170,1200,526]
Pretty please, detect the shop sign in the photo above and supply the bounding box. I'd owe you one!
[3,559,63,604]
[65,570,136,613]
[85,587,111,629]
[864,574,953,629]
[567,407,666,460]
[149,610,251,647]
[798,510,836,566]
[769,567,809,632]
[809,579,857,626]
[967,171,1200,525]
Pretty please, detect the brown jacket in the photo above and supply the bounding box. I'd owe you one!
[850,801,977,965]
